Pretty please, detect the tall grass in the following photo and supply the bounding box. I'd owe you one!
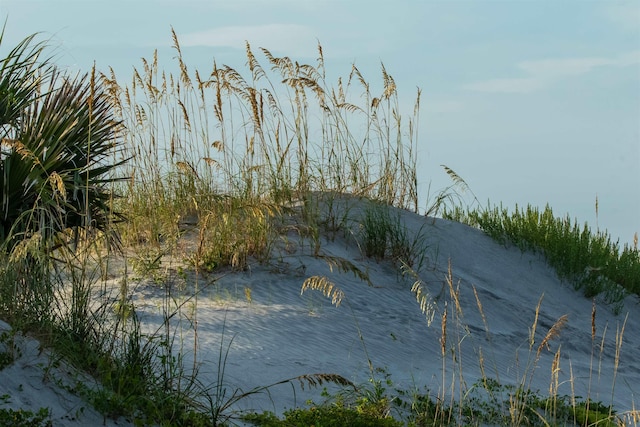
[102,29,420,249]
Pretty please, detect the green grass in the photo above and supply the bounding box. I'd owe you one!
[359,200,428,269]
[444,203,640,310]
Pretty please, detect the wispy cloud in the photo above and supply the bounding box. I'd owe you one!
[178,24,318,56]
[518,57,613,77]
[464,50,640,94]
[519,52,640,76]
[463,77,544,94]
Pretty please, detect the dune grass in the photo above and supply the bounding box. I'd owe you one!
[444,203,640,313]
[1,27,638,426]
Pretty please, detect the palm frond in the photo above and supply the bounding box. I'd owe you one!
[1,35,127,253]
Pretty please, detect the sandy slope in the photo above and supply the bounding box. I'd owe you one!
[0,320,135,426]
[1,196,638,425]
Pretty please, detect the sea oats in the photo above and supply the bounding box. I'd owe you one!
[301,276,344,307]
[49,171,66,201]
[529,294,544,349]
[440,303,448,357]
[537,314,568,358]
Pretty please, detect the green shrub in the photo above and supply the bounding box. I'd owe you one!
[0,407,51,427]
[244,404,403,427]
[0,395,51,427]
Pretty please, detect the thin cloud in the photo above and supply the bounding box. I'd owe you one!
[518,51,640,76]
[464,50,640,94]
[178,24,318,56]
[518,57,613,77]
[463,77,544,94]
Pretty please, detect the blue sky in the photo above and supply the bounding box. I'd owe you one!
[1,0,639,246]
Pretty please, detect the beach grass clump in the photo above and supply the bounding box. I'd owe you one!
[445,203,640,304]
[104,28,420,247]
[191,196,280,271]
[359,201,428,269]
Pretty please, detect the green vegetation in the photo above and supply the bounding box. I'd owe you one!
[444,203,640,310]
[0,406,51,427]
[242,377,624,427]
[0,24,637,426]
[244,405,403,427]
[0,30,125,254]
[360,201,428,269]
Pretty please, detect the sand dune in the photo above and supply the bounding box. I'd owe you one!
[1,197,638,425]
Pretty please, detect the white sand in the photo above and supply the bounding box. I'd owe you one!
[1,197,638,425]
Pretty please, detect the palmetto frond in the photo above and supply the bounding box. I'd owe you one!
[0,27,127,252]
[0,27,53,130]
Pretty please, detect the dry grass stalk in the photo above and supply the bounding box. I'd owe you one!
[591,298,597,341]
[445,260,462,317]
[549,346,561,397]
[440,302,447,357]
[529,294,544,349]
[610,313,628,414]
[536,314,568,359]
[301,276,344,307]
[478,346,487,385]
[49,171,67,201]
[472,285,490,337]
[410,280,437,326]
[318,254,372,286]
[569,360,576,410]
[9,232,42,263]
[402,261,437,326]
[294,373,356,391]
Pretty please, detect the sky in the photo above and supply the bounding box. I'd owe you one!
[1,0,639,247]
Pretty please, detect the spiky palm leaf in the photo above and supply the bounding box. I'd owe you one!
[0,28,127,253]
[0,27,52,127]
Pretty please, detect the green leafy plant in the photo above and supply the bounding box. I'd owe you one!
[1,30,126,255]
[244,404,403,427]
[0,395,51,426]
[0,407,51,427]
